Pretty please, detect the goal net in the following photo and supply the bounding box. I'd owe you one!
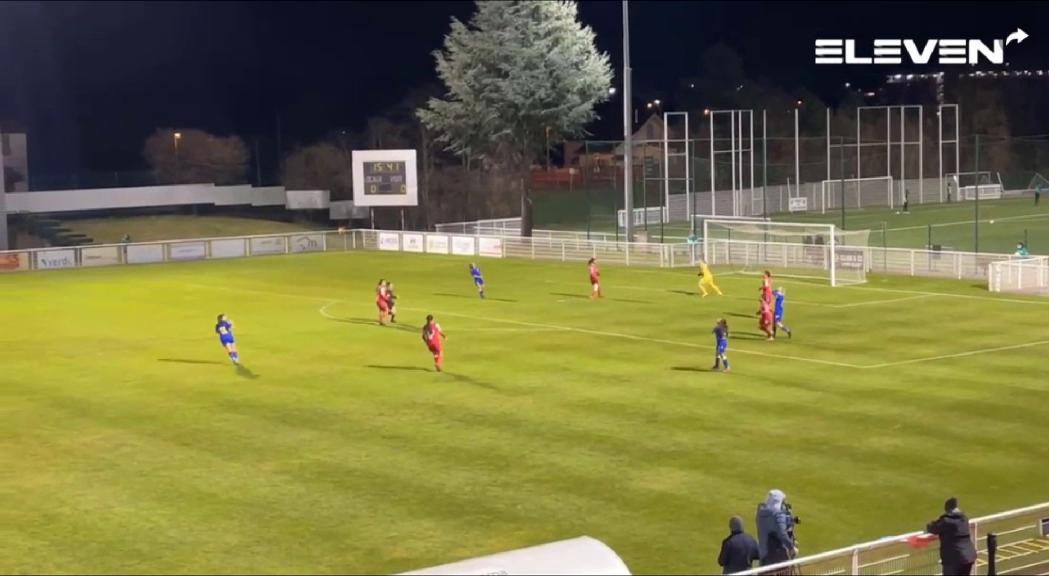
[820,176,894,213]
[702,219,870,286]
[988,256,1049,295]
[950,171,1003,200]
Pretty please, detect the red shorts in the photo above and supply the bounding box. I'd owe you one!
[760,314,772,329]
[428,345,442,359]
[590,277,599,286]
[377,298,389,312]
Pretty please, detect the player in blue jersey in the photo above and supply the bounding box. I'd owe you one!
[469,263,486,299]
[773,287,792,339]
[712,318,730,372]
[215,313,239,364]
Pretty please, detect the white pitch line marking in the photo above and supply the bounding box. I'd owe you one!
[828,294,936,308]
[396,306,867,369]
[866,339,1049,369]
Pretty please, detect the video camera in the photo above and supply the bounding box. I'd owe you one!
[784,501,801,554]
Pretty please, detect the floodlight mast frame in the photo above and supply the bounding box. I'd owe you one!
[826,105,926,209]
[663,111,690,229]
[938,104,961,203]
[708,109,754,219]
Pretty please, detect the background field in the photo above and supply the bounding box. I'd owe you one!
[2,251,1048,574]
[60,215,323,244]
[535,189,1049,254]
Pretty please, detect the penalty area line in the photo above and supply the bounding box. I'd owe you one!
[865,339,1049,369]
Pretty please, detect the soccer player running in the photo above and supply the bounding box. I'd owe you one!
[758,297,774,341]
[712,318,730,372]
[422,314,446,372]
[376,279,390,325]
[588,258,603,299]
[772,287,792,339]
[215,314,239,364]
[469,263,486,299]
[697,258,723,297]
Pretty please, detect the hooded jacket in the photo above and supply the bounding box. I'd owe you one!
[755,489,794,561]
[719,516,760,574]
[927,508,977,566]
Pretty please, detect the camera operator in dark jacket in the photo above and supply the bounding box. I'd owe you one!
[718,516,759,574]
[756,489,797,566]
[926,497,977,576]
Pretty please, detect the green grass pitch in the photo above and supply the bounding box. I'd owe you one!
[2,250,1048,574]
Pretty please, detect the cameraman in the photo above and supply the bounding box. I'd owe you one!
[756,489,797,566]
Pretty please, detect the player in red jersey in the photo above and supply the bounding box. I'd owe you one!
[376,279,390,325]
[758,297,774,341]
[588,257,603,299]
[760,270,773,306]
[422,314,446,371]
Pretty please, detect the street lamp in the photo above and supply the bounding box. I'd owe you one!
[173,131,182,183]
[608,87,617,95]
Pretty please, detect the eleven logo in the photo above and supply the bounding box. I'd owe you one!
[816,28,1028,65]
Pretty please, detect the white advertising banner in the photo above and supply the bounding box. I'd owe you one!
[285,189,330,210]
[209,239,246,259]
[80,246,121,267]
[402,233,424,253]
[789,197,808,212]
[250,236,286,255]
[290,234,325,253]
[451,236,476,256]
[169,242,207,261]
[126,244,164,264]
[478,237,503,258]
[0,252,29,272]
[378,232,401,251]
[35,249,77,269]
[426,234,449,254]
[329,200,368,220]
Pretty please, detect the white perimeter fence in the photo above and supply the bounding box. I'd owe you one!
[734,501,1049,576]
[0,228,1040,287]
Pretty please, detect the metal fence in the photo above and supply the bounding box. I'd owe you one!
[734,502,1049,576]
[0,227,1037,288]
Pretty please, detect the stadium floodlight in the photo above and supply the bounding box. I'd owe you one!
[701,219,870,287]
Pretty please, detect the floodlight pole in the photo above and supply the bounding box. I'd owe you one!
[974,134,980,254]
[840,136,846,230]
[762,109,767,217]
[622,0,634,243]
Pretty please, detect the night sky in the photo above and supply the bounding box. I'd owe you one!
[1,1,1046,178]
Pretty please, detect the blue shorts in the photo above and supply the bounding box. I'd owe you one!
[220,336,235,346]
[716,341,727,355]
[474,278,484,286]
[775,312,783,322]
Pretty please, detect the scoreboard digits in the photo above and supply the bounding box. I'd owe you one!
[363,161,407,195]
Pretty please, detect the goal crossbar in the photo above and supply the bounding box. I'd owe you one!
[701,219,870,287]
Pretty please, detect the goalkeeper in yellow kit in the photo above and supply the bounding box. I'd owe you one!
[697,259,723,297]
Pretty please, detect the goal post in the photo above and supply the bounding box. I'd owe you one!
[820,176,894,213]
[702,219,870,286]
[949,171,1003,200]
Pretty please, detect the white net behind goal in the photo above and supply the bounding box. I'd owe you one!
[820,177,894,213]
[703,220,870,286]
[989,257,1049,295]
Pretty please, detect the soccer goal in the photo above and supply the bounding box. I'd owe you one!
[820,176,894,213]
[988,256,1049,295]
[702,219,870,286]
[950,171,1003,200]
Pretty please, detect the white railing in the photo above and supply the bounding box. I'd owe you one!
[0,229,702,273]
[0,228,1034,286]
[734,502,1049,576]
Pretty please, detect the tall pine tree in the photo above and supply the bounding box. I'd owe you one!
[419,1,612,235]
